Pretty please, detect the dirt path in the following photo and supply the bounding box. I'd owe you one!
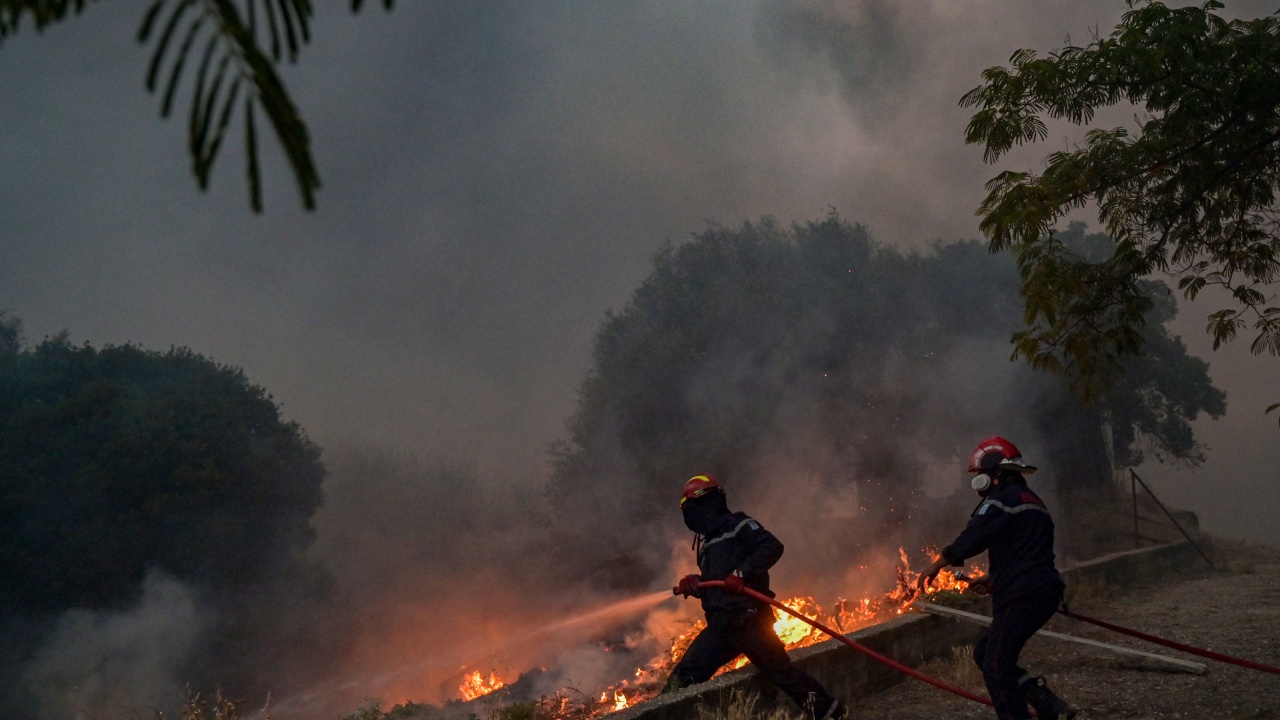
[844,541,1280,720]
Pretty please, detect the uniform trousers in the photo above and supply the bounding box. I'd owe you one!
[671,604,840,718]
[973,587,1062,720]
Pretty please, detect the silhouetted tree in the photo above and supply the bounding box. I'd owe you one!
[0,316,330,708]
[547,215,1224,583]
[0,330,325,614]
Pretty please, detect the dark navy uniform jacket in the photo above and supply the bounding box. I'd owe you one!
[941,478,1064,609]
[695,511,782,616]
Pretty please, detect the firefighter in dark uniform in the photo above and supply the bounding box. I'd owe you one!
[918,437,1076,720]
[669,474,846,720]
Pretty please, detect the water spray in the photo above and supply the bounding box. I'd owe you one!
[507,590,674,644]
[263,590,676,719]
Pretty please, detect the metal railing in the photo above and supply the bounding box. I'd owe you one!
[1129,468,1214,568]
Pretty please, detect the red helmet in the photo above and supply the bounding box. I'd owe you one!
[967,436,1038,475]
[681,474,724,506]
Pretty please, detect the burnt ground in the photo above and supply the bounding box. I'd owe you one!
[843,539,1280,720]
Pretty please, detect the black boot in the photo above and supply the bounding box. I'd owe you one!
[1021,675,1076,720]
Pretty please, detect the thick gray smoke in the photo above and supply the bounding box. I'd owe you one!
[20,573,210,720]
[279,447,679,715]
[3,1,1279,719]
[3,0,1276,533]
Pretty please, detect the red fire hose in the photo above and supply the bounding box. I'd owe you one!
[1057,607,1280,676]
[677,580,993,708]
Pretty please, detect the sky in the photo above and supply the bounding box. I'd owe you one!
[2,0,1278,545]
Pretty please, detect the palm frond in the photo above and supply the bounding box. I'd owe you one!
[0,0,93,40]
[139,0,319,212]
[7,0,394,212]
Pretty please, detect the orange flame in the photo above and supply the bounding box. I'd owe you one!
[772,596,823,646]
[455,547,986,718]
[459,669,506,701]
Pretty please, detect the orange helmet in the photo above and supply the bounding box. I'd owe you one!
[967,436,1037,475]
[681,474,724,506]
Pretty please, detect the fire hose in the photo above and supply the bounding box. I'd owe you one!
[674,580,993,708]
[1057,606,1280,676]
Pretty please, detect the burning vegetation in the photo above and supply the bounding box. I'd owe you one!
[441,549,982,720]
[458,671,507,702]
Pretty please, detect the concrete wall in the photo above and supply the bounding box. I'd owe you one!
[614,540,1207,720]
[1062,536,1213,595]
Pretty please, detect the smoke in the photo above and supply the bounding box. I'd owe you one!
[700,331,1053,599]
[19,572,210,720]
[5,1,1280,718]
[273,446,687,713]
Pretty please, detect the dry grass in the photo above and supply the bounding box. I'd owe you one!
[1063,571,1112,607]
[177,688,270,720]
[1211,535,1280,564]
[695,690,805,720]
[937,646,983,690]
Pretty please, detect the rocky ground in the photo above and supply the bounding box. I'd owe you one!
[843,539,1280,720]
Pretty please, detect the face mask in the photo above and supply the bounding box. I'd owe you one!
[971,473,994,495]
[681,492,728,533]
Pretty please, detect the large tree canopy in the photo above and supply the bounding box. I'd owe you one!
[0,315,326,615]
[961,0,1280,409]
[0,0,393,212]
[546,214,1224,583]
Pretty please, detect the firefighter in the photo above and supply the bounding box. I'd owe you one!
[669,474,846,720]
[918,436,1076,720]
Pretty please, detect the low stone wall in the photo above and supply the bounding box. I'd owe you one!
[614,539,1208,720]
[1061,538,1213,594]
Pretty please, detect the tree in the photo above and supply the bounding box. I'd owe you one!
[1026,224,1226,494]
[545,214,1224,586]
[0,0,394,212]
[0,322,327,615]
[960,0,1280,416]
[0,317,336,711]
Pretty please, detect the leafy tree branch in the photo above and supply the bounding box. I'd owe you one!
[0,0,394,212]
[962,0,1280,419]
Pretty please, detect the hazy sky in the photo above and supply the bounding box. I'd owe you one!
[2,1,1278,541]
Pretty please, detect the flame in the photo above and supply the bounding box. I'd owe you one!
[668,619,706,663]
[458,669,506,701]
[930,566,981,593]
[773,596,823,646]
[449,547,986,719]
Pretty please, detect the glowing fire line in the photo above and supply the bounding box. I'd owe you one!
[456,548,984,717]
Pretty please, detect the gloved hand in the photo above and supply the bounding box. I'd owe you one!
[676,574,702,598]
[916,557,948,595]
[722,572,745,594]
[965,575,993,596]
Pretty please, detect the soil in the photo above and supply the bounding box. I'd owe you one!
[843,539,1280,720]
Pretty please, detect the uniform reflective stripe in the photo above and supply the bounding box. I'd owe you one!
[700,518,757,552]
[981,498,1049,515]
[819,700,843,720]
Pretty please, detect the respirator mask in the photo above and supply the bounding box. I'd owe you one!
[971,473,994,495]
